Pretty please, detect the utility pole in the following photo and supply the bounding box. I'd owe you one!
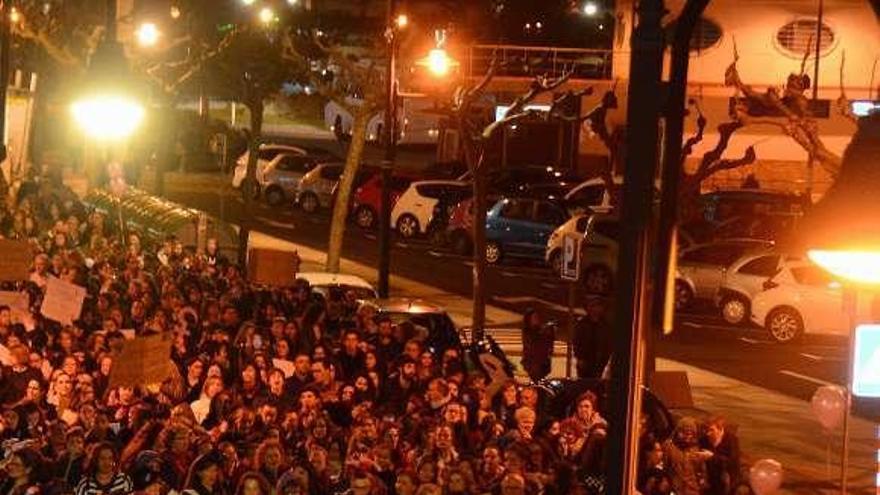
[606,0,665,493]
[0,0,11,166]
[378,0,399,298]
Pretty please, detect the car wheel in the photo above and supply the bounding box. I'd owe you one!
[674,280,693,311]
[720,294,750,326]
[485,241,502,264]
[265,186,285,206]
[548,249,562,275]
[396,214,420,239]
[766,307,804,343]
[300,192,320,213]
[451,231,472,255]
[583,265,613,295]
[355,206,377,229]
[241,179,260,200]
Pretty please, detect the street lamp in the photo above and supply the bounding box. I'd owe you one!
[583,1,599,16]
[135,22,160,47]
[258,7,276,25]
[241,0,256,5]
[395,14,408,29]
[796,112,880,494]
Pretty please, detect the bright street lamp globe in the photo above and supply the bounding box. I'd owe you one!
[583,1,599,16]
[136,22,160,47]
[258,6,275,24]
[71,95,145,141]
[241,0,256,5]
[427,48,452,76]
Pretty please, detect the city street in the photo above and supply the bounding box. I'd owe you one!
[157,171,880,421]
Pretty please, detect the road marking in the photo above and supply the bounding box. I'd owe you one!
[800,353,824,361]
[540,282,559,290]
[395,242,409,249]
[779,370,836,387]
[261,218,294,229]
[427,250,444,257]
[500,271,519,278]
[800,352,845,363]
[364,233,377,240]
[740,337,760,344]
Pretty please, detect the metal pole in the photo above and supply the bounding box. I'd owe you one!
[0,0,11,165]
[567,281,576,378]
[813,0,824,102]
[606,0,665,493]
[841,287,857,495]
[378,0,398,298]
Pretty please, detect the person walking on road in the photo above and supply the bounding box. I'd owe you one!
[573,295,612,379]
[520,308,554,382]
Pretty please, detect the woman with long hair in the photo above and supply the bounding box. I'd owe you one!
[183,451,226,495]
[74,443,133,495]
[0,449,43,495]
[233,471,271,495]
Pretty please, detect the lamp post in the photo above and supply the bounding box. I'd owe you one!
[0,0,11,165]
[797,112,880,494]
[377,0,401,298]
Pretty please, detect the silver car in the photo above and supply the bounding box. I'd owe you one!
[296,163,344,213]
[675,239,774,310]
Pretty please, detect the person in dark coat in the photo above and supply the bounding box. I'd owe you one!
[573,295,613,379]
[701,415,741,495]
[520,308,554,382]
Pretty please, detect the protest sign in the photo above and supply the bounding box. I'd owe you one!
[109,334,177,389]
[0,240,32,281]
[40,277,86,325]
[247,248,299,286]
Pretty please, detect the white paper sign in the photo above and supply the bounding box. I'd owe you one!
[40,277,86,325]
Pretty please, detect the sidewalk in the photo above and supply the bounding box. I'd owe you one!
[252,230,878,494]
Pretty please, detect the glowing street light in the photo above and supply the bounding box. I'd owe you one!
[808,251,880,286]
[241,0,256,5]
[135,22,160,47]
[71,96,145,141]
[9,7,21,24]
[396,14,408,29]
[170,6,181,19]
[258,6,276,24]
[426,48,453,77]
[583,1,599,16]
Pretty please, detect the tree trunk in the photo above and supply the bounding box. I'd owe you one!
[155,101,176,197]
[238,99,264,269]
[326,106,369,273]
[471,156,488,339]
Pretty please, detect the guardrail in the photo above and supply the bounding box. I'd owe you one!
[466,44,613,81]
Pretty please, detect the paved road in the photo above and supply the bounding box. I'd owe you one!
[158,176,880,420]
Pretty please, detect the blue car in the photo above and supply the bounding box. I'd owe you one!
[485,196,569,264]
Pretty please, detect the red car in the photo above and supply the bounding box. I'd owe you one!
[351,173,418,229]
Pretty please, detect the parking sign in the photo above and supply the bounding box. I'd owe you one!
[561,234,581,281]
[852,324,880,398]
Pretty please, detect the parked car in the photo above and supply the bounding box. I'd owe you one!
[564,176,621,214]
[484,196,569,264]
[361,298,463,356]
[295,163,344,213]
[699,188,810,223]
[750,261,859,343]
[715,252,800,325]
[391,181,471,239]
[675,239,774,310]
[232,144,301,188]
[545,213,620,293]
[351,173,418,229]
[296,272,378,300]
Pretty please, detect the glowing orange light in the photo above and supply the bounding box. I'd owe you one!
[426,48,452,76]
[808,250,880,286]
[396,14,408,29]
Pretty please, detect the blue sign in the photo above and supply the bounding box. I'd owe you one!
[852,325,880,398]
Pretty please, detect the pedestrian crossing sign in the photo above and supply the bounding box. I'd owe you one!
[852,324,880,398]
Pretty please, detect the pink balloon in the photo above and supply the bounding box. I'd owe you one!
[810,385,846,430]
[749,459,783,495]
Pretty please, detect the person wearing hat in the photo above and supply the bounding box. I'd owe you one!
[573,295,613,380]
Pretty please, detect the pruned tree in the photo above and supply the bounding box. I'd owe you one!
[280,34,385,274]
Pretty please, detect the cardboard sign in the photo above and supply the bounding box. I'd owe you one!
[40,277,86,325]
[247,249,299,286]
[272,358,295,378]
[108,334,176,389]
[0,240,32,281]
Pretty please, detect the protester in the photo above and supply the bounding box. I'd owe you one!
[0,181,745,495]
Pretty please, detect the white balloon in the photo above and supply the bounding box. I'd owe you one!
[749,459,784,495]
[810,385,847,430]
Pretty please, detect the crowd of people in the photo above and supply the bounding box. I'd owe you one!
[0,178,749,495]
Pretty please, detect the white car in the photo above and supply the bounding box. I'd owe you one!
[232,144,339,205]
[675,239,774,310]
[715,252,804,325]
[545,213,619,294]
[231,144,304,188]
[564,177,622,214]
[391,181,471,239]
[296,272,378,300]
[750,261,861,343]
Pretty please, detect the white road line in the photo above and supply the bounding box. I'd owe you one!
[800,353,845,362]
[500,271,519,278]
[779,370,837,387]
[740,337,760,344]
[395,242,409,249]
[261,219,294,229]
[427,251,444,257]
[800,353,824,361]
[364,234,377,240]
[540,282,559,290]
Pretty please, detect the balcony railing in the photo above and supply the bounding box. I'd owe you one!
[466,44,613,81]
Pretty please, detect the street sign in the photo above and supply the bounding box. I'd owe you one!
[852,324,880,398]
[561,234,581,281]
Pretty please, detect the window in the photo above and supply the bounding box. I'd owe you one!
[417,185,440,198]
[568,184,605,208]
[391,177,413,191]
[535,202,565,225]
[258,149,280,161]
[575,216,590,233]
[737,255,780,277]
[776,19,835,56]
[320,165,343,180]
[277,155,314,173]
[592,219,619,241]
[690,17,723,51]
[500,199,533,221]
